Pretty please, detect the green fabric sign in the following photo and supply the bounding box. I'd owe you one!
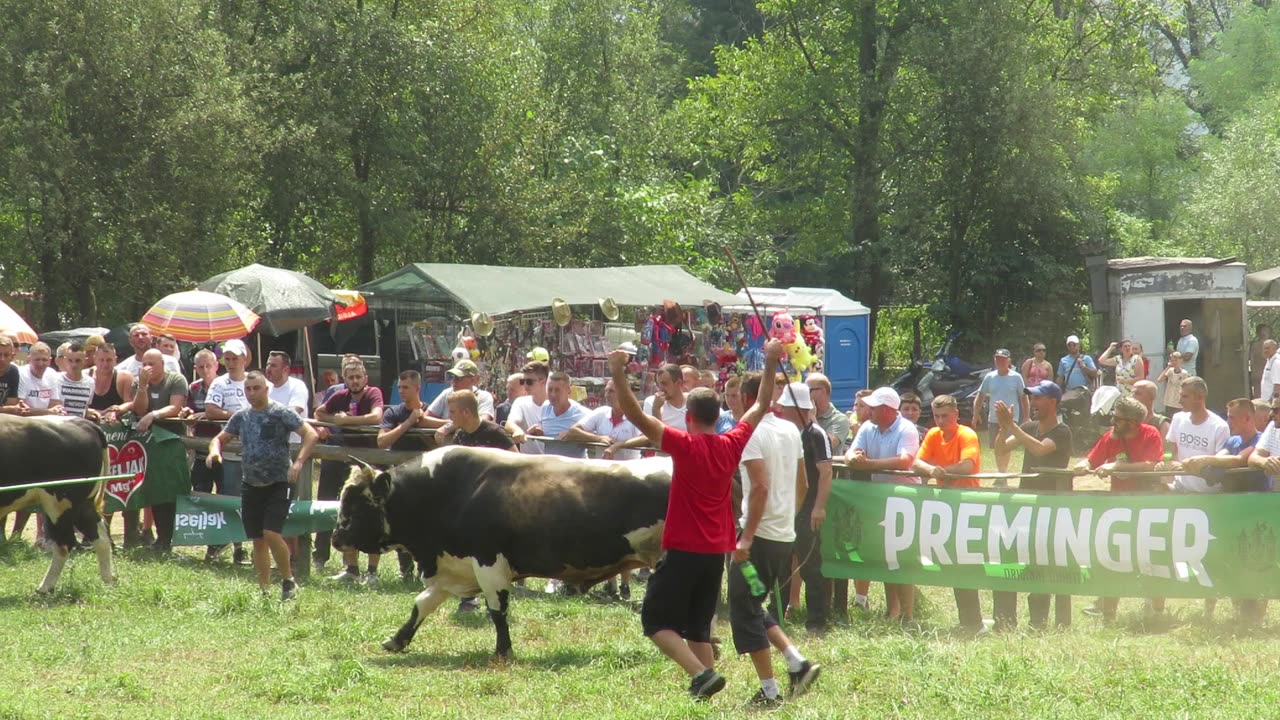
[173,493,339,545]
[102,420,192,512]
[821,481,1280,599]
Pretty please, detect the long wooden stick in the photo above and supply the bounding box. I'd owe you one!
[2,474,135,494]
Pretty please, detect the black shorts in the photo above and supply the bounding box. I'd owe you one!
[241,483,292,539]
[640,549,725,643]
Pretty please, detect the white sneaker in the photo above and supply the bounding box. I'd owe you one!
[329,569,361,584]
[853,595,870,612]
[363,571,380,588]
[544,579,562,594]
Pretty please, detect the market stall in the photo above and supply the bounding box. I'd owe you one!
[357,263,743,406]
[723,287,870,409]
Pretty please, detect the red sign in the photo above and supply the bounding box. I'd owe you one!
[106,440,147,507]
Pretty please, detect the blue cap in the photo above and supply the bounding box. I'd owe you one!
[1024,380,1062,400]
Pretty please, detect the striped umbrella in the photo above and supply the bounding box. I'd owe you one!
[141,290,260,342]
[0,299,37,345]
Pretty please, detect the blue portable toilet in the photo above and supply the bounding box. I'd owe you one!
[730,287,871,411]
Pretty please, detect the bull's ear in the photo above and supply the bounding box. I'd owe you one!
[371,471,393,502]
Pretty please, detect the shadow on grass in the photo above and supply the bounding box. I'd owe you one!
[370,644,649,671]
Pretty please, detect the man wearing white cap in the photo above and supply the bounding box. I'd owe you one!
[729,372,820,705]
[844,386,920,620]
[1056,335,1098,391]
[202,339,254,564]
[776,382,834,633]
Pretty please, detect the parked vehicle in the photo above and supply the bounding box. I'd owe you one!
[891,332,987,427]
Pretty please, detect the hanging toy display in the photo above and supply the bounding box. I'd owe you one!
[770,309,812,381]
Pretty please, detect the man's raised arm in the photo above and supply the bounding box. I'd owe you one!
[608,351,665,447]
[741,339,784,429]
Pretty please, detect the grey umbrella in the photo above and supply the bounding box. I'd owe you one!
[198,263,338,336]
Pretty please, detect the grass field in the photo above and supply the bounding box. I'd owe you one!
[1,448,1274,720]
[1,540,1278,720]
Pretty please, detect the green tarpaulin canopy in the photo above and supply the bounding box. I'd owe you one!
[357,263,742,316]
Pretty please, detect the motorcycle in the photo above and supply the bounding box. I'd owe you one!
[891,331,988,427]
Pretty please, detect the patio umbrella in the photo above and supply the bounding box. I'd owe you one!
[0,300,38,345]
[198,263,338,336]
[141,290,261,342]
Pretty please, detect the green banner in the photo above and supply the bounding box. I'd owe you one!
[173,493,339,545]
[821,481,1280,599]
[102,420,192,512]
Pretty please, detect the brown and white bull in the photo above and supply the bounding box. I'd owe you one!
[0,416,115,593]
[332,445,671,658]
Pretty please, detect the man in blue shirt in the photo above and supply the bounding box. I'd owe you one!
[843,387,920,620]
[974,349,1029,480]
[530,371,591,458]
[1177,319,1200,378]
[1056,335,1099,390]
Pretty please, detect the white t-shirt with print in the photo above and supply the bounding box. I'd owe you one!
[1167,411,1230,492]
[18,365,60,409]
[738,413,802,543]
[208,375,250,460]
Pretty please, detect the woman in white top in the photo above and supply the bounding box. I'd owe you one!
[1098,339,1145,396]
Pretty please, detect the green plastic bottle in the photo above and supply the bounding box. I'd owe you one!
[739,560,767,597]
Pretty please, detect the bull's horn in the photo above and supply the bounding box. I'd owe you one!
[347,455,375,472]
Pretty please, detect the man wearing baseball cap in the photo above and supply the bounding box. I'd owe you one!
[1056,335,1098,391]
[974,349,1029,485]
[421,359,496,429]
[845,386,920,620]
[777,382,834,634]
[993,380,1074,630]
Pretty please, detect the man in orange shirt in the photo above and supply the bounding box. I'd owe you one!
[911,394,984,631]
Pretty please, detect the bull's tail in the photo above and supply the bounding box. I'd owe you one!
[92,447,109,516]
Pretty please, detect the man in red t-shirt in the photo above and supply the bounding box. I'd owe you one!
[609,338,783,702]
[1073,396,1165,621]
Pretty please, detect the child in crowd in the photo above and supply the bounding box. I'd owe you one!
[1157,351,1187,411]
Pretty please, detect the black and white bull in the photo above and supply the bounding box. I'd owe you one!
[332,445,671,658]
[0,416,115,593]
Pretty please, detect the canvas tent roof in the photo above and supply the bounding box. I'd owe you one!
[357,263,742,317]
[1247,266,1280,299]
[724,287,869,316]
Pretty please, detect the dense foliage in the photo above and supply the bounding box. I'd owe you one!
[1,0,1274,358]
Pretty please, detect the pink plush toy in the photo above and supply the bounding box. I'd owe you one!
[769,310,796,345]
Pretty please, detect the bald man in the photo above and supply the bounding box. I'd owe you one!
[1131,379,1170,438]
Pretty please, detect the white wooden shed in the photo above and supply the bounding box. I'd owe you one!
[1087,256,1248,410]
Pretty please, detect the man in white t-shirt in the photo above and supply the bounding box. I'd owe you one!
[56,342,96,419]
[1248,400,1280,484]
[265,350,309,442]
[1164,376,1230,493]
[202,338,252,565]
[1261,339,1278,401]
[1176,319,1200,378]
[505,360,549,454]
[17,342,64,415]
[611,364,690,457]
[565,380,643,460]
[118,323,181,376]
[728,370,818,706]
[642,364,689,431]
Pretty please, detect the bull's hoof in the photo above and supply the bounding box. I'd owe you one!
[382,637,407,653]
[34,586,53,596]
[491,652,512,666]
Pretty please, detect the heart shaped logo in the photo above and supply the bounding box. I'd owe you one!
[106,440,148,507]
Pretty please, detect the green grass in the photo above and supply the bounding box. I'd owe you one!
[0,537,1279,720]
